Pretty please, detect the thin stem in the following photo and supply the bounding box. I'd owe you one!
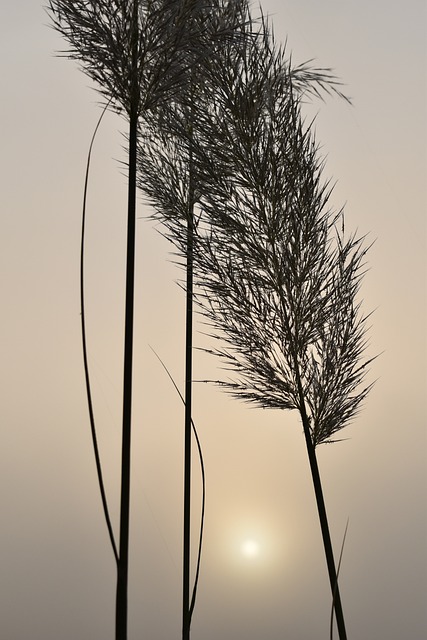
[116,2,139,639]
[330,519,349,640]
[296,374,347,640]
[81,101,119,566]
[183,148,194,640]
[148,346,206,622]
[270,229,348,639]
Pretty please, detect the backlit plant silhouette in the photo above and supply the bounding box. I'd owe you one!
[49,1,373,638]
[48,1,233,638]
[137,12,373,639]
[194,58,373,640]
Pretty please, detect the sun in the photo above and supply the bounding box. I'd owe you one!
[241,539,260,558]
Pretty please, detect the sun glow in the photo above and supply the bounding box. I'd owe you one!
[241,539,260,558]
[221,515,284,572]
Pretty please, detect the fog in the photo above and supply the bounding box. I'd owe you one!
[1,1,426,638]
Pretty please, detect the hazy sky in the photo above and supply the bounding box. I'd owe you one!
[1,1,426,638]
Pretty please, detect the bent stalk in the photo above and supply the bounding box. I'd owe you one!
[80,102,119,565]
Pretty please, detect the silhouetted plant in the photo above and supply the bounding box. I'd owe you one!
[48,2,226,638]
[139,5,258,637]
[192,74,373,640]
[137,14,372,639]
[49,1,369,638]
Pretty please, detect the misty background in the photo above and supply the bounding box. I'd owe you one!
[1,1,426,638]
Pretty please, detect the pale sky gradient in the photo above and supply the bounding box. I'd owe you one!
[1,1,426,638]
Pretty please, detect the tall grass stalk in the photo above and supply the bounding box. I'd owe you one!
[137,4,256,637]
[138,5,250,637]
[116,5,139,635]
[183,113,195,640]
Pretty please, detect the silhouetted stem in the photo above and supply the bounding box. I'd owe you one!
[271,230,348,639]
[116,3,139,639]
[183,152,194,640]
[296,377,347,640]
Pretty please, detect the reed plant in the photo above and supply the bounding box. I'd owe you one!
[137,4,253,636]
[193,62,373,640]
[49,1,372,637]
[138,12,373,639]
[48,1,225,638]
